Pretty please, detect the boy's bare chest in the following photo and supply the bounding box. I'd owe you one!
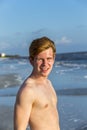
[33,84,57,109]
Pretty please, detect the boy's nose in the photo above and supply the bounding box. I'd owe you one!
[43,59,48,65]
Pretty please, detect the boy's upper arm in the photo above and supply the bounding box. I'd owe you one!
[14,84,35,130]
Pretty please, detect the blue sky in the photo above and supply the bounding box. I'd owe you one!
[0,0,87,56]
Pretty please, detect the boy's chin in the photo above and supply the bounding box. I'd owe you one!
[41,72,50,77]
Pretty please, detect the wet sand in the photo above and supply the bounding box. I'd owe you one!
[0,105,30,130]
[0,106,13,130]
[0,88,87,130]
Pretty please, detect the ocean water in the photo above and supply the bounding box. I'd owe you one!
[0,57,87,130]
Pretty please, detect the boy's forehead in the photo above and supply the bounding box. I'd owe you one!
[34,49,54,60]
[37,48,54,55]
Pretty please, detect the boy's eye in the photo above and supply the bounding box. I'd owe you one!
[47,58,53,61]
[37,58,42,61]
[36,57,53,62]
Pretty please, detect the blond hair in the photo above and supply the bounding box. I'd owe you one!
[29,36,56,59]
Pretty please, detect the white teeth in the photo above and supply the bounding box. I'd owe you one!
[43,68,47,70]
[41,68,48,71]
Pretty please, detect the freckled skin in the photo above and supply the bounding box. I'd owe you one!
[14,48,60,130]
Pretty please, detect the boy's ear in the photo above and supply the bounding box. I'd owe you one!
[29,57,34,65]
[53,54,56,60]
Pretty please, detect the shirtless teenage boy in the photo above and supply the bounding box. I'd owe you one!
[14,36,60,130]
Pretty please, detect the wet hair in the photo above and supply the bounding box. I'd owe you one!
[29,36,56,59]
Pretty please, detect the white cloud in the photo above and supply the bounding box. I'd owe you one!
[55,36,72,44]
